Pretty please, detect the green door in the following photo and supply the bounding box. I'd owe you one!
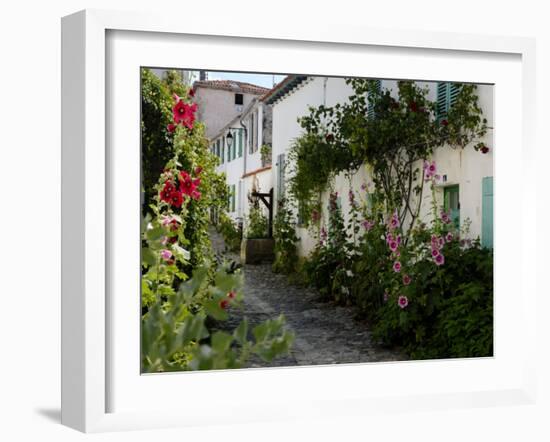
[482,177,493,248]
[444,185,460,230]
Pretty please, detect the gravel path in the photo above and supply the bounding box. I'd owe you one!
[210,228,405,368]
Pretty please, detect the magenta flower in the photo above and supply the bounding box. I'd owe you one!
[434,253,445,266]
[445,232,453,242]
[389,240,399,252]
[431,248,440,258]
[440,211,451,224]
[398,295,409,309]
[362,220,374,231]
[393,261,402,273]
[403,274,411,285]
[361,183,367,191]
[160,249,172,261]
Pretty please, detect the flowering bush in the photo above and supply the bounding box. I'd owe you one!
[272,198,299,274]
[141,91,294,371]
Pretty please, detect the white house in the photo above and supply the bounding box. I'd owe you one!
[265,75,494,257]
[210,94,274,230]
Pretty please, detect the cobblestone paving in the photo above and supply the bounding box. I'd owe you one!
[210,229,406,368]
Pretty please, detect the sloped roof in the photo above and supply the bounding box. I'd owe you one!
[193,80,270,95]
[261,75,309,105]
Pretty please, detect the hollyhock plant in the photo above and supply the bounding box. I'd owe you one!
[398,295,409,309]
[431,248,440,258]
[362,219,374,231]
[160,249,172,261]
[219,298,230,310]
[434,253,445,266]
[173,99,197,130]
[167,123,177,133]
[445,232,453,242]
[388,240,399,252]
[393,261,402,273]
[440,211,451,224]
[403,274,411,285]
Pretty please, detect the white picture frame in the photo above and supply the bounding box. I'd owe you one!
[61,9,537,433]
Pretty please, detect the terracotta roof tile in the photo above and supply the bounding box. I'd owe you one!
[193,80,270,95]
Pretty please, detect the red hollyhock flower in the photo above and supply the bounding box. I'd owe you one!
[188,89,195,98]
[409,101,418,112]
[179,170,190,182]
[169,190,184,208]
[227,291,236,299]
[190,189,201,200]
[167,123,177,133]
[480,145,490,154]
[179,174,200,198]
[325,133,334,143]
[220,299,230,309]
[173,100,197,130]
[441,119,449,126]
[194,166,203,175]
[160,181,177,203]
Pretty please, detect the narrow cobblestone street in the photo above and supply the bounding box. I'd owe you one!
[211,229,405,368]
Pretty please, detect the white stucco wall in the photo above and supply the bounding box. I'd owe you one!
[271,77,494,258]
[195,87,258,139]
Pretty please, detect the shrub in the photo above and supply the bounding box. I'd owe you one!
[272,198,299,274]
[217,212,242,253]
[246,205,269,239]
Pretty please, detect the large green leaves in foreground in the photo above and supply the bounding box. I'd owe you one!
[141,265,294,373]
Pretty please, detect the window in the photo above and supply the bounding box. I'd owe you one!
[235,93,243,105]
[367,79,382,120]
[276,153,285,201]
[238,129,243,158]
[481,177,493,248]
[249,115,255,154]
[227,184,236,212]
[437,82,461,121]
[216,139,220,160]
[444,185,460,230]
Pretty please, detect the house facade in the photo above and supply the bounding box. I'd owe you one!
[210,96,274,229]
[193,80,269,139]
[265,75,494,257]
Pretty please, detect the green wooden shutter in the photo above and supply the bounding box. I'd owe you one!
[367,79,381,120]
[238,129,243,157]
[277,153,285,200]
[231,184,236,212]
[481,177,493,249]
[437,82,448,120]
[449,83,461,107]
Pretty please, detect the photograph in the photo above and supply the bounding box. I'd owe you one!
[140,68,494,373]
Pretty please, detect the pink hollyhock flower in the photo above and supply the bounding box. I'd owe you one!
[160,249,172,261]
[403,274,411,285]
[172,93,180,102]
[434,253,445,266]
[428,161,436,175]
[190,189,201,200]
[440,211,451,224]
[362,220,374,231]
[396,234,402,245]
[386,233,394,244]
[398,295,409,309]
[361,183,367,191]
[393,261,402,273]
[445,232,453,242]
[431,248,440,258]
[389,240,399,252]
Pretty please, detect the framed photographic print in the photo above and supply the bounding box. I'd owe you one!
[61,9,537,433]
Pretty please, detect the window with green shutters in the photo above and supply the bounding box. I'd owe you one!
[481,177,493,249]
[227,184,236,212]
[367,79,381,120]
[436,82,461,121]
[444,185,460,230]
[238,129,243,157]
